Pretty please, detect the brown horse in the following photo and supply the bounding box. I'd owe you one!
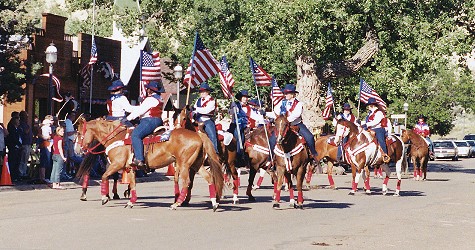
[401,129,429,180]
[305,135,342,189]
[272,115,311,209]
[335,120,406,196]
[76,118,224,211]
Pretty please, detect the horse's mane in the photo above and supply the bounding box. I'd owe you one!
[338,119,359,133]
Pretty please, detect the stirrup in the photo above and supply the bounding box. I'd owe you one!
[382,154,390,163]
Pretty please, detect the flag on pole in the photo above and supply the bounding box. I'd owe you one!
[271,77,284,106]
[322,82,334,120]
[359,78,387,110]
[140,51,161,100]
[80,64,91,88]
[218,56,235,99]
[88,37,98,65]
[183,33,220,89]
[249,57,272,87]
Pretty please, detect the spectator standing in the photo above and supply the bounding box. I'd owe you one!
[63,111,76,178]
[0,122,7,177]
[19,111,33,179]
[39,115,54,183]
[6,116,22,181]
[51,126,66,189]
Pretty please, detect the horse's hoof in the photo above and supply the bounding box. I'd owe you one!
[181,200,190,207]
[123,190,130,198]
[248,196,256,202]
[272,203,280,209]
[365,190,371,195]
[113,193,120,200]
[124,202,134,208]
[348,191,355,195]
[294,204,304,210]
[169,203,179,210]
[252,185,259,191]
[101,198,109,205]
[233,198,239,205]
[80,194,87,201]
[212,204,219,212]
[329,185,336,190]
[393,191,400,197]
[382,191,388,196]
[289,199,296,207]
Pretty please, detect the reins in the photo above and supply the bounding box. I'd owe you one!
[80,120,126,154]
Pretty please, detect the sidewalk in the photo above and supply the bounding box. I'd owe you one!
[0,171,171,192]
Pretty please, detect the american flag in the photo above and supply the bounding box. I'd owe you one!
[40,73,63,102]
[140,51,161,100]
[183,33,220,89]
[271,77,284,106]
[88,37,98,65]
[359,78,387,110]
[250,57,272,87]
[322,82,334,120]
[218,56,235,99]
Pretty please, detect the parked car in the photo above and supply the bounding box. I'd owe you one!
[454,141,471,158]
[463,134,475,140]
[433,140,458,161]
[465,140,475,157]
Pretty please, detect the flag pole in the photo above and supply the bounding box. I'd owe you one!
[231,95,243,152]
[329,83,337,117]
[249,57,273,163]
[89,0,96,114]
[357,78,363,120]
[185,31,198,106]
[139,50,143,102]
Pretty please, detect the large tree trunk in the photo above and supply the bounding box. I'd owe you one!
[296,56,325,134]
[295,30,379,134]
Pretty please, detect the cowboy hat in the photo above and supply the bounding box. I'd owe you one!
[366,98,379,106]
[342,103,352,110]
[145,81,165,93]
[282,84,298,94]
[235,90,250,100]
[107,80,125,91]
[198,82,213,92]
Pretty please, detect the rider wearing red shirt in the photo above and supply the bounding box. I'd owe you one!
[413,115,434,154]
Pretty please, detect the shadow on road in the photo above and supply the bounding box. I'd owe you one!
[304,199,354,209]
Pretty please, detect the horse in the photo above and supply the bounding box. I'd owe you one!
[334,120,405,196]
[272,115,311,209]
[401,129,429,180]
[172,107,241,203]
[76,118,224,211]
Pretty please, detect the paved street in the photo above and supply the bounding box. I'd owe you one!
[1,159,475,250]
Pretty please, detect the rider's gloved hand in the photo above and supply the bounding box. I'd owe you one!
[356,119,361,125]
[120,117,130,127]
[362,124,368,131]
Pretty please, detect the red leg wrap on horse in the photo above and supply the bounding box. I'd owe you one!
[257,176,264,186]
[223,173,229,182]
[275,190,281,202]
[289,187,294,200]
[177,187,188,203]
[174,183,180,196]
[233,179,239,194]
[419,169,423,177]
[364,177,370,190]
[82,174,89,189]
[297,190,304,203]
[237,177,240,187]
[374,168,378,176]
[352,181,357,191]
[383,176,390,185]
[378,168,383,175]
[208,184,216,199]
[328,175,335,186]
[100,180,109,196]
[414,169,418,177]
[130,190,137,203]
[273,181,278,193]
[397,180,401,190]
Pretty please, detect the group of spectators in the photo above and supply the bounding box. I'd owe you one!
[0,110,81,188]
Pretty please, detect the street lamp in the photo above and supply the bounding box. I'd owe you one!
[173,64,183,108]
[403,102,409,128]
[45,42,57,115]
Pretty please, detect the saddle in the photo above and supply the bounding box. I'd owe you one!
[123,127,171,145]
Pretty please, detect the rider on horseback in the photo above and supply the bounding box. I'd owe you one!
[246,99,266,130]
[272,84,319,162]
[361,97,390,163]
[192,82,219,154]
[106,80,134,126]
[229,90,252,164]
[123,81,165,168]
[413,115,434,156]
[332,103,357,162]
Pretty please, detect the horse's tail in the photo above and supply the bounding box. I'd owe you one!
[75,140,100,180]
[197,132,224,198]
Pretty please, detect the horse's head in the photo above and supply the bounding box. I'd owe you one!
[401,129,410,143]
[275,115,290,145]
[334,119,354,144]
[76,116,95,151]
[173,106,194,130]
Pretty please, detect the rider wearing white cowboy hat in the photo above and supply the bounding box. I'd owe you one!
[361,97,390,163]
[192,82,219,154]
[272,84,319,161]
[124,81,165,168]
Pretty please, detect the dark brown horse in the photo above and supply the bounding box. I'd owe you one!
[272,115,311,209]
[334,120,406,196]
[401,129,429,180]
[76,118,224,211]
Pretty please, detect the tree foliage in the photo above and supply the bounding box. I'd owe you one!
[5,0,475,135]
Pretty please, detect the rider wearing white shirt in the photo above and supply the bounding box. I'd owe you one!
[361,97,390,163]
[106,80,134,123]
[192,82,219,154]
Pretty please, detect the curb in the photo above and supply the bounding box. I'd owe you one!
[0,173,171,192]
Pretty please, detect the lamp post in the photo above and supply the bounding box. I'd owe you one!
[403,102,409,129]
[45,42,57,116]
[173,64,183,108]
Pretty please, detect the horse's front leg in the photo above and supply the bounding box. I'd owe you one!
[286,172,295,207]
[246,165,258,202]
[349,164,358,195]
[112,172,120,200]
[382,163,391,195]
[272,166,284,209]
[294,162,306,209]
[124,170,137,208]
[363,166,371,194]
[80,174,89,201]
[170,163,190,210]
[327,161,336,189]
[182,168,197,206]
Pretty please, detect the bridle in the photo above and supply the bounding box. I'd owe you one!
[275,117,290,145]
[78,120,126,154]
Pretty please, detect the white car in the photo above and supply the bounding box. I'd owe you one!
[433,140,458,161]
[466,140,475,157]
[454,141,471,158]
